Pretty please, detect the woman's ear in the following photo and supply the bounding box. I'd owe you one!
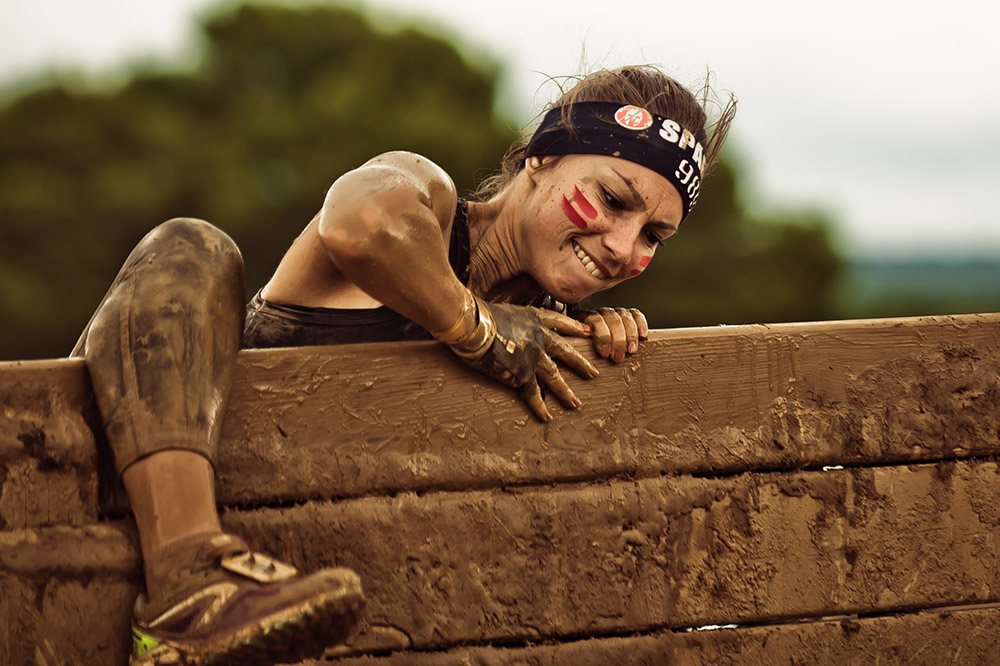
[524,155,542,183]
[524,155,557,185]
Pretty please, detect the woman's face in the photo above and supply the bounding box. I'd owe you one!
[519,153,684,303]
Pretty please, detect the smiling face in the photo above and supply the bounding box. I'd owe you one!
[517,153,684,303]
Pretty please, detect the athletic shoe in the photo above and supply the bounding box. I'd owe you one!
[130,533,364,665]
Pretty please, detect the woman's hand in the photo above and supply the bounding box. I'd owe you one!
[574,307,649,363]
[441,298,599,422]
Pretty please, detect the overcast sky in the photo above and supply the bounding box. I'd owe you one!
[2,0,998,258]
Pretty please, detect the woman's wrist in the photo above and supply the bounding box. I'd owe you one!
[450,294,496,359]
[430,287,477,346]
[431,288,496,360]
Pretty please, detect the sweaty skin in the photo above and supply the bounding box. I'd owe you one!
[264,152,467,332]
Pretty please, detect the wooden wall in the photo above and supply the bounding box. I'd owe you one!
[2,313,999,665]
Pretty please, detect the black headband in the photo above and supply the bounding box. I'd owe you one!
[524,102,706,218]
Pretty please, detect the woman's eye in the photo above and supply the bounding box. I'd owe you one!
[645,229,668,246]
[601,187,624,210]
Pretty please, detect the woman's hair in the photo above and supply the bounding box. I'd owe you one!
[473,65,736,201]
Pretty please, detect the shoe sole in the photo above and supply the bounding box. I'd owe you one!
[131,571,365,666]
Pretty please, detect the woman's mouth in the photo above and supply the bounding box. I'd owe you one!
[571,240,608,279]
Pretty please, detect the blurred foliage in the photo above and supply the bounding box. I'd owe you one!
[0,2,514,359]
[0,1,862,361]
[589,161,843,327]
[836,258,1000,319]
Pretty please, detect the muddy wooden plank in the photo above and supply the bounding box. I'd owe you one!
[0,574,138,666]
[5,459,999,660]
[217,312,1000,505]
[0,522,140,666]
[0,359,99,529]
[230,459,1000,649]
[2,313,998,516]
[320,604,1000,666]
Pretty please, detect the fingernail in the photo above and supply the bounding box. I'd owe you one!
[583,325,592,334]
[573,396,582,408]
[615,351,625,363]
[602,345,611,357]
[628,341,637,354]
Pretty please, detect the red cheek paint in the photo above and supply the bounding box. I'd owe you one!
[630,255,652,276]
[561,195,588,229]
[573,185,598,219]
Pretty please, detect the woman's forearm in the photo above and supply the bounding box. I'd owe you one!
[318,160,466,334]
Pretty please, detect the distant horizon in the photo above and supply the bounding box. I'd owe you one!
[846,254,1000,265]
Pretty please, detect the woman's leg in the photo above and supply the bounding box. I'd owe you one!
[74,218,239,571]
[74,218,363,665]
[121,451,221,570]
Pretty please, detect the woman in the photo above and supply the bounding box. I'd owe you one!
[73,66,733,665]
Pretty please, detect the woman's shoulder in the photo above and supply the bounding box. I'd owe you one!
[359,151,455,193]
[331,150,458,224]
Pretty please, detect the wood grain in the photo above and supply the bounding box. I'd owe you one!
[5,459,999,660]
[2,313,997,521]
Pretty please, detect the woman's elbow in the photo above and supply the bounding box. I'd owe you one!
[318,201,387,268]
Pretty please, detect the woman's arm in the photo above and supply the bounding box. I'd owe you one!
[319,151,597,421]
[317,151,467,333]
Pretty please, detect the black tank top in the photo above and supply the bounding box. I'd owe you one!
[241,200,472,349]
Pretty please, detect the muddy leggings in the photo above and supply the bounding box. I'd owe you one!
[70,218,246,476]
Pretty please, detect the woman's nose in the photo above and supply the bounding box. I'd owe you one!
[601,218,639,264]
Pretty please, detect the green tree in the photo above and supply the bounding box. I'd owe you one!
[0,2,515,359]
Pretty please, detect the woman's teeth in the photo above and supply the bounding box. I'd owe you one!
[572,241,607,279]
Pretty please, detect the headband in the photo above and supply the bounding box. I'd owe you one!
[524,102,706,218]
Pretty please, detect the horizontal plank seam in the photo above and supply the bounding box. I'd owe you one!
[684,452,1000,481]
[336,598,1000,660]
[100,452,1000,519]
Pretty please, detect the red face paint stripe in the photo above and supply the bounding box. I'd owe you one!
[630,269,641,277]
[573,186,598,219]
[639,256,652,267]
[561,195,588,230]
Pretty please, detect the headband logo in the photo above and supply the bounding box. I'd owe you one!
[614,105,653,131]
[659,119,707,173]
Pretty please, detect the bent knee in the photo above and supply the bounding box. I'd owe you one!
[154,218,240,254]
[146,218,244,273]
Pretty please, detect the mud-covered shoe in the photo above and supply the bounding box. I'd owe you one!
[130,532,364,666]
